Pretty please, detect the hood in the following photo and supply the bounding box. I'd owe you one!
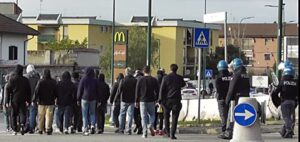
[26,64,35,74]
[84,67,95,78]
[43,69,51,79]
[98,73,105,82]
[14,64,23,76]
[62,71,71,81]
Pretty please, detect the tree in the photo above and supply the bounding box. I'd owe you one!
[206,44,248,75]
[43,38,88,51]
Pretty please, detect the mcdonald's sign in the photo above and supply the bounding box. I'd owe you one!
[114,30,128,44]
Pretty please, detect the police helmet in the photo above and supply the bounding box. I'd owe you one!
[283,67,295,76]
[232,58,243,70]
[284,60,294,68]
[217,60,228,71]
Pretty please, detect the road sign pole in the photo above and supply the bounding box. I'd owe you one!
[146,0,152,67]
[224,12,228,62]
[197,48,202,124]
[111,0,115,84]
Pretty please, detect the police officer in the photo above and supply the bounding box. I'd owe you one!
[272,67,298,138]
[225,58,250,139]
[215,60,232,139]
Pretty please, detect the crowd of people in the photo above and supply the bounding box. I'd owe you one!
[0,63,185,140]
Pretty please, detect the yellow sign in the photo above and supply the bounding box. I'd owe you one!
[114,32,126,43]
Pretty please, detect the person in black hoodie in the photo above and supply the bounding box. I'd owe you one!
[135,66,159,138]
[110,73,124,129]
[32,69,57,135]
[5,65,31,135]
[154,69,165,135]
[96,73,110,134]
[133,69,143,135]
[215,60,232,139]
[56,71,76,134]
[225,58,250,139]
[159,64,185,140]
[77,67,100,136]
[71,72,82,133]
[24,64,40,134]
[115,67,137,134]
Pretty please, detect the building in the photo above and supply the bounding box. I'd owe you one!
[218,23,298,75]
[0,2,22,21]
[22,14,112,52]
[121,17,221,78]
[0,13,38,65]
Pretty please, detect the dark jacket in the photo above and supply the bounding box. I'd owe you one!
[136,75,159,103]
[32,69,57,105]
[225,66,250,105]
[6,65,31,104]
[77,67,100,101]
[215,70,232,100]
[24,70,40,101]
[98,74,110,104]
[272,75,298,102]
[57,71,76,106]
[116,75,137,103]
[110,80,121,104]
[159,72,185,104]
[156,70,165,87]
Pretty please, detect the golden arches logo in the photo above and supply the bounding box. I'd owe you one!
[114,32,126,43]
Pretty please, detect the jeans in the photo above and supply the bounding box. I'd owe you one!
[140,102,156,136]
[81,100,96,132]
[54,106,63,131]
[217,100,229,132]
[28,104,38,131]
[281,100,296,131]
[118,102,134,132]
[11,102,27,132]
[38,105,55,132]
[112,103,120,128]
[3,106,11,130]
[57,105,72,131]
[163,100,182,137]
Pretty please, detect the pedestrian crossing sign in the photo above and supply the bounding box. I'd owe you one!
[205,69,213,78]
[194,28,210,48]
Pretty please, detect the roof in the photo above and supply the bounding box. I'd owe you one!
[219,23,298,38]
[37,14,60,20]
[0,13,39,35]
[131,16,154,22]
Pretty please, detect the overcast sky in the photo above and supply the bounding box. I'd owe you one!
[2,0,298,23]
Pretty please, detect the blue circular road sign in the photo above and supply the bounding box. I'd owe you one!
[234,103,257,127]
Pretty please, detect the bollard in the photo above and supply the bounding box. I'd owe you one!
[230,97,264,142]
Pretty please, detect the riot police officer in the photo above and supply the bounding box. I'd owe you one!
[225,58,250,139]
[272,67,298,138]
[215,60,232,139]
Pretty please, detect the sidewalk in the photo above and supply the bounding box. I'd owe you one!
[178,120,299,135]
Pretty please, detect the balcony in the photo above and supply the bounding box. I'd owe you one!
[38,35,56,43]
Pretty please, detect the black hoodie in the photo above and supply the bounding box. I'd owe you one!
[57,71,76,106]
[98,74,110,104]
[6,65,31,104]
[32,69,57,105]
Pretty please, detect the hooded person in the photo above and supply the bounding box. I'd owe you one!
[77,67,100,136]
[6,64,31,135]
[70,72,82,133]
[24,64,40,134]
[56,71,76,134]
[96,73,110,134]
[32,69,57,135]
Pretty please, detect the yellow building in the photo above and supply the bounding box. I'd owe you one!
[22,14,112,53]
[122,17,221,79]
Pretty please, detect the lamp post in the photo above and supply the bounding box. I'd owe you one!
[238,16,254,57]
[147,0,152,67]
[111,0,115,84]
[265,1,285,76]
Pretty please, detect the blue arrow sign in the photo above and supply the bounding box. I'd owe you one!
[194,28,210,48]
[234,103,257,127]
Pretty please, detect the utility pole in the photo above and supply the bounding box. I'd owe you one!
[277,0,283,77]
[147,0,152,67]
[111,0,115,84]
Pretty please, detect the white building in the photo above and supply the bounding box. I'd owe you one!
[0,13,38,65]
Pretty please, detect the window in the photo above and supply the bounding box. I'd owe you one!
[63,25,68,39]
[9,46,18,60]
[101,26,108,32]
[264,53,271,60]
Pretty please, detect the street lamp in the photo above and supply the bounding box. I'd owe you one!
[111,0,116,84]
[265,1,285,77]
[238,16,254,57]
[146,0,152,67]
